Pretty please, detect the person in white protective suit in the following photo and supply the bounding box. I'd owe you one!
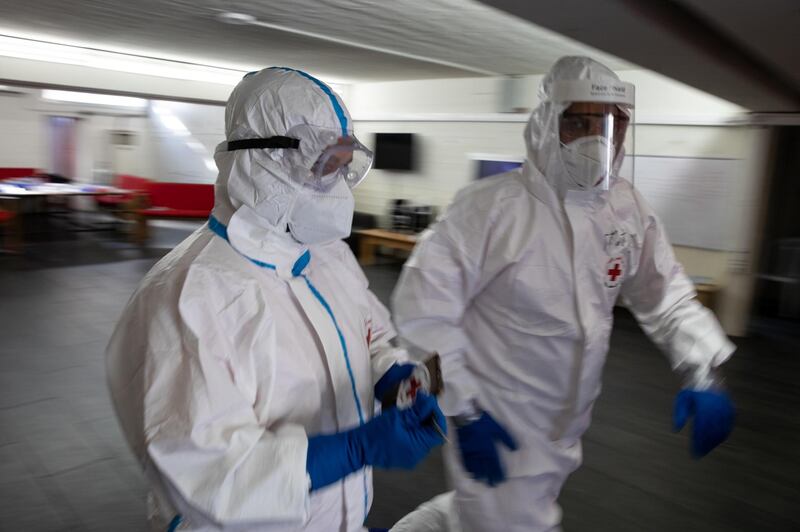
[390,56,736,532]
[106,67,445,532]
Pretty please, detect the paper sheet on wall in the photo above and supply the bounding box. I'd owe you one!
[619,156,744,251]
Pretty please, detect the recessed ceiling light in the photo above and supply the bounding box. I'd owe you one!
[42,89,147,108]
[0,34,251,85]
[216,12,257,25]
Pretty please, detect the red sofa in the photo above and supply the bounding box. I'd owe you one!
[83,173,214,243]
[0,168,40,181]
[137,182,214,219]
[133,181,214,243]
[95,174,152,208]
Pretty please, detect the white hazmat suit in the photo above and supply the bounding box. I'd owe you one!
[107,68,408,531]
[391,56,735,531]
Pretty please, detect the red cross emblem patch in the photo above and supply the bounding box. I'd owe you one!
[396,367,431,409]
[605,256,625,288]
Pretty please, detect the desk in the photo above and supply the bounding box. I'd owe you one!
[0,183,129,199]
[354,229,417,265]
[0,183,130,250]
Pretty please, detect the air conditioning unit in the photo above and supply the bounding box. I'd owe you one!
[498,76,531,114]
[110,130,137,146]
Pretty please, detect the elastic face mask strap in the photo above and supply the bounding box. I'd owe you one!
[226,137,300,151]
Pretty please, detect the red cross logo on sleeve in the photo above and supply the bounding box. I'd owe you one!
[406,377,422,401]
[605,256,625,288]
[397,375,426,408]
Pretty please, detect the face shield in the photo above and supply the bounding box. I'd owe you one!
[552,79,635,191]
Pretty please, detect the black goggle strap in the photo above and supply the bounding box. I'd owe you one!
[226,137,300,151]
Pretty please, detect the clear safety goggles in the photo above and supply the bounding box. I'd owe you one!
[225,125,373,192]
[285,125,373,192]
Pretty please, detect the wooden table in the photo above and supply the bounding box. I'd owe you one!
[354,228,418,265]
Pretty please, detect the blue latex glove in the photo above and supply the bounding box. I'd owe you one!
[456,411,518,486]
[307,392,446,491]
[673,388,735,458]
[374,362,416,402]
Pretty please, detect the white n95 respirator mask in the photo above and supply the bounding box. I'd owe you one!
[560,135,613,190]
[286,178,355,245]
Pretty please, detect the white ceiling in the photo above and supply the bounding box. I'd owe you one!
[673,0,800,89]
[0,0,631,83]
[480,0,800,112]
[4,0,796,112]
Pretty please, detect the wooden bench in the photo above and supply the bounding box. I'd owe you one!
[354,228,417,265]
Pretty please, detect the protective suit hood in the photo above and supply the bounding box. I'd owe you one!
[523,56,629,198]
[211,67,355,269]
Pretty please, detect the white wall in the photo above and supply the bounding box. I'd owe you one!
[147,100,224,183]
[622,70,744,124]
[346,69,744,121]
[108,115,156,180]
[68,114,154,184]
[0,90,47,168]
[0,88,226,184]
[353,121,526,225]
[348,77,508,116]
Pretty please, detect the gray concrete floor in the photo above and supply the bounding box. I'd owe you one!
[1,223,799,531]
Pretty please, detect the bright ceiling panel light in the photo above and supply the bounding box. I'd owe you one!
[0,33,250,86]
[42,89,147,108]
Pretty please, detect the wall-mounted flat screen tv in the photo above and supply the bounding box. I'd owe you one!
[373,133,415,171]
